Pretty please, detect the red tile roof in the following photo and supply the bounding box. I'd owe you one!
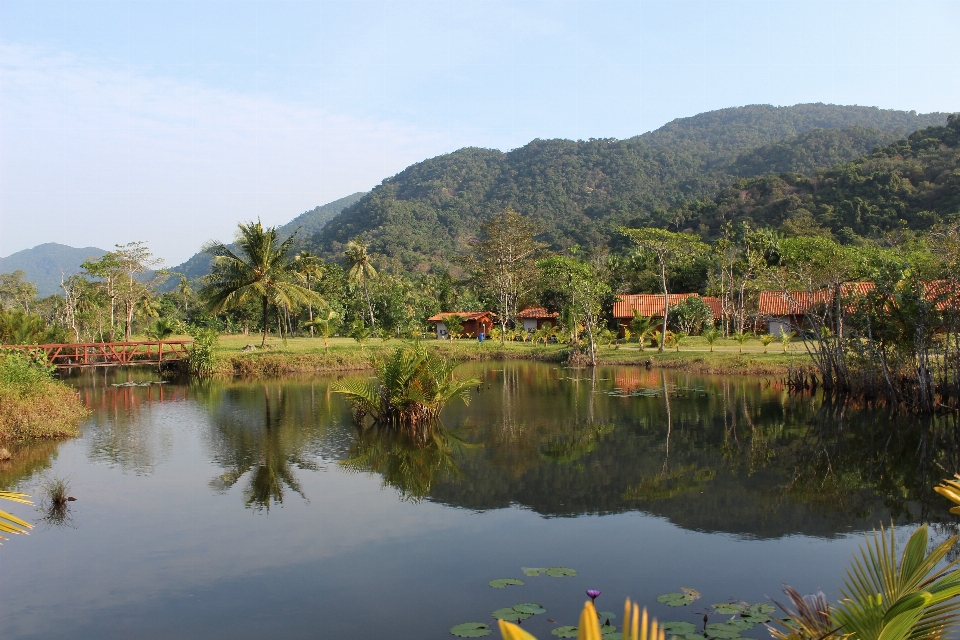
[701,296,723,318]
[613,293,714,319]
[516,307,559,319]
[757,283,874,316]
[427,311,496,322]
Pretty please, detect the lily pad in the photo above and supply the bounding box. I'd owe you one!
[746,604,775,615]
[684,635,708,640]
[680,587,702,602]
[489,578,525,589]
[660,622,698,635]
[545,566,578,577]
[513,603,547,615]
[712,604,745,615]
[658,587,701,607]
[551,627,578,638]
[523,567,548,577]
[704,623,741,639]
[727,619,755,631]
[597,611,617,621]
[601,632,622,640]
[492,608,532,621]
[450,622,493,638]
[740,613,771,624]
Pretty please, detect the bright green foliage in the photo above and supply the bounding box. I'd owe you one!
[671,297,713,335]
[733,331,750,353]
[332,342,480,430]
[348,320,372,349]
[703,327,721,352]
[303,309,339,351]
[344,236,378,331]
[779,330,795,353]
[187,327,219,377]
[760,334,775,353]
[832,525,960,640]
[0,308,57,344]
[145,318,177,340]
[444,314,465,340]
[201,220,323,347]
[629,312,657,351]
[0,349,54,385]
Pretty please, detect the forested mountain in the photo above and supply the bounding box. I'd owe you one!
[168,191,365,283]
[665,114,960,240]
[0,243,107,297]
[305,104,947,269]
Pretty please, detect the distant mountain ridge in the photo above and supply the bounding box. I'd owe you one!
[0,243,108,297]
[302,103,948,269]
[165,192,366,284]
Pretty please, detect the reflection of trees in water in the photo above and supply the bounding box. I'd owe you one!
[84,384,187,474]
[202,383,327,512]
[340,426,469,502]
[782,398,960,523]
[422,365,960,537]
[0,440,62,491]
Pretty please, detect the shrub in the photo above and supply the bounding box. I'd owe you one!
[187,327,219,377]
[0,351,86,442]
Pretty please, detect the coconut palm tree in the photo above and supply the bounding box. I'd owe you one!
[294,251,325,337]
[629,311,657,352]
[201,220,323,347]
[344,237,378,332]
[304,309,339,351]
[0,491,32,542]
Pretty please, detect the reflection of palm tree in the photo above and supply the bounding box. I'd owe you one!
[344,237,378,331]
[207,385,320,511]
[201,220,323,347]
[341,426,466,502]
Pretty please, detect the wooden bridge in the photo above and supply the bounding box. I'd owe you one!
[0,340,194,369]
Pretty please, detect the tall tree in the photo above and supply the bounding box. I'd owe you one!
[619,228,708,352]
[201,220,322,347]
[538,255,611,366]
[294,251,325,337]
[0,271,38,314]
[83,242,163,341]
[471,208,547,344]
[344,237,378,332]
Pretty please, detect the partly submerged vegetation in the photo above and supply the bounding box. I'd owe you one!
[0,350,86,442]
[333,342,479,439]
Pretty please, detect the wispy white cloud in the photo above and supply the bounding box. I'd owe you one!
[0,42,458,263]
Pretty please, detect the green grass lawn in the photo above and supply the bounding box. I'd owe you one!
[153,332,812,377]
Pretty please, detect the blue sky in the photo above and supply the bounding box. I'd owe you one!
[1,0,958,264]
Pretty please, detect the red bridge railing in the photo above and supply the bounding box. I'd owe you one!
[0,340,194,368]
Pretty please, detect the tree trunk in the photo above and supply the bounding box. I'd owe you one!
[363,281,376,331]
[261,296,269,347]
[659,258,669,353]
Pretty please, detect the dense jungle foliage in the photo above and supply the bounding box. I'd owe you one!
[307,104,946,269]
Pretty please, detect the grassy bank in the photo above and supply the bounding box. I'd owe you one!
[0,351,88,442]
[196,333,811,377]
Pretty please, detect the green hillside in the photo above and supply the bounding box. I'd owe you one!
[306,104,947,268]
[168,191,365,283]
[0,243,108,297]
[665,114,960,239]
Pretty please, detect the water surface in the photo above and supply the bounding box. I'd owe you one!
[1,362,957,639]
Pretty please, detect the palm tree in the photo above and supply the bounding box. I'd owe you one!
[294,251,325,337]
[303,309,339,351]
[201,220,323,347]
[178,275,192,313]
[630,311,657,352]
[344,237,378,332]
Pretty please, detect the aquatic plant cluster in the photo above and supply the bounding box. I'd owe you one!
[333,343,479,438]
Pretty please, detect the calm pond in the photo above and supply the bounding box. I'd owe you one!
[1,361,958,639]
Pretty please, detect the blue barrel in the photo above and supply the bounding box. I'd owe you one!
[478,333,485,342]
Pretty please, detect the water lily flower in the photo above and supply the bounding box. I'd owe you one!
[586,589,601,602]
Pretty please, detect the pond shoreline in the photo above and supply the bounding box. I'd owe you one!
[209,338,808,378]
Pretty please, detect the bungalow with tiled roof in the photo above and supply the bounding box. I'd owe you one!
[758,283,874,335]
[613,293,721,333]
[516,307,559,333]
[427,311,496,339]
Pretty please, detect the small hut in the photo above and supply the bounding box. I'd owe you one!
[427,311,496,339]
[516,307,559,333]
